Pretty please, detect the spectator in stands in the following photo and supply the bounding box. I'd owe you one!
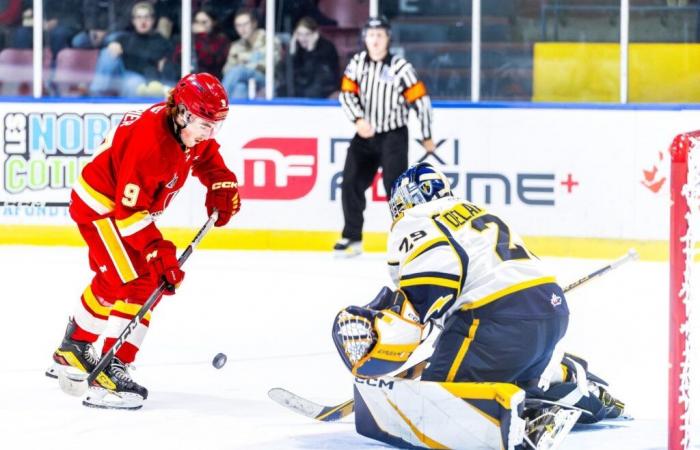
[275,0,337,33]
[165,7,230,81]
[8,5,32,48]
[191,8,230,79]
[89,1,173,97]
[221,7,280,99]
[71,12,109,49]
[0,0,22,27]
[283,16,339,98]
[152,0,181,42]
[11,0,83,59]
[44,0,83,56]
[199,0,244,40]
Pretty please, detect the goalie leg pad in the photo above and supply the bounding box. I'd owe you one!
[354,376,528,450]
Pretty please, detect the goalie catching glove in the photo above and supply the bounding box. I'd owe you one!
[144,239,184,295]
[332,287,423,377]
[205,175,241,227]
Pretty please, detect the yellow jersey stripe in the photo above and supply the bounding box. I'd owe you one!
[82,286,112,317]
[460,276,557,311]
[404,237,450,266]
[93,218,138,283]
[113,300,152,322]
[75,175,115,214]
[116,210,153,237]
[399,276,460,290]
[446,319,479,382]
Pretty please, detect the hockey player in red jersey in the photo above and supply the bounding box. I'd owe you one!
[46,72,240,409]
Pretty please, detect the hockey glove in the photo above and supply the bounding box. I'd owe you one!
[332,294,422,378]
[205,176,240,227]
[144,239,184,295]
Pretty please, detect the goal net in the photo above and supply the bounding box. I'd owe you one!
[669,132,700,450]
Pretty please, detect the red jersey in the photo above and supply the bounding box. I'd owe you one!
[70,103,234,253]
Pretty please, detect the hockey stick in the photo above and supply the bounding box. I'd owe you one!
[559,248,638,293]
[267,248,640,422]
[57,211,219,397]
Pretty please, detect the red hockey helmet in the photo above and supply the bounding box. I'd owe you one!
[172,73,229,123]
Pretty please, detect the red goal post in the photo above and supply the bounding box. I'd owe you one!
[669,132,698,450]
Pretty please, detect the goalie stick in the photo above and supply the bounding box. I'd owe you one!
[57,210,219,398]
[267,248,639,422]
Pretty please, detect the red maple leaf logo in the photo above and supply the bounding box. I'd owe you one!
[641,151,666,193]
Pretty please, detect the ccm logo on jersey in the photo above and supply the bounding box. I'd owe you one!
[238,138,318,200]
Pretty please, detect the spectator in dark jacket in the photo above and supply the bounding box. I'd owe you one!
[71,11,109,49]
[89,1,173,97]
[191,8,230,79]
[285,16,339,98]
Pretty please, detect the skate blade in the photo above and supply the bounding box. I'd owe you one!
[333,249,362,259]
[46,363,87,381]
[82,386,143,410]
[45,364,59,379]
[535,409,581,450]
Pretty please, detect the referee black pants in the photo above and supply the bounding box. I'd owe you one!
[341,126,408,242]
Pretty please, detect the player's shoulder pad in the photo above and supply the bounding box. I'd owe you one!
[388,210,443,258]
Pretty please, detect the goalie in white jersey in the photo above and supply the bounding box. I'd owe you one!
[333,162,569,385]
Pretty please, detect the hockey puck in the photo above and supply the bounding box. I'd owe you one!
[212,353,227,369]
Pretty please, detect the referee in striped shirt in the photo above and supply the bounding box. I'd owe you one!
[335,16,435,256]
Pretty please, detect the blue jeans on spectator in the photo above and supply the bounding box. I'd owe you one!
[89,47,146,97]
[222,65,265,99]
[12,25,76,62]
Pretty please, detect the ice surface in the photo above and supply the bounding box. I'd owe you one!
[0,246,698,450]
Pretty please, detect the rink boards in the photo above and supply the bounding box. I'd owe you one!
[0,100,696,259]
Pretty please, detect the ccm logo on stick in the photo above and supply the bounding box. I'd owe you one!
[238,138,318,200]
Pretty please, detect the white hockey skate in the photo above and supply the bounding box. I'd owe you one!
[523,404,582,450]
[81,358,148,410]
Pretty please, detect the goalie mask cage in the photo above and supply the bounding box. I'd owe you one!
[669,132,700,450]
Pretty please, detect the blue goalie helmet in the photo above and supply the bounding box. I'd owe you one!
[389,163,453,220]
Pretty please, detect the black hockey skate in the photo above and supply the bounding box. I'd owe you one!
[83,357,148,410]
[333,238,362,257]
[46,318,98,380]
[598,386,626,419]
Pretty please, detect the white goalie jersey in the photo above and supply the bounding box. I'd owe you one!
[386,197,558,324]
